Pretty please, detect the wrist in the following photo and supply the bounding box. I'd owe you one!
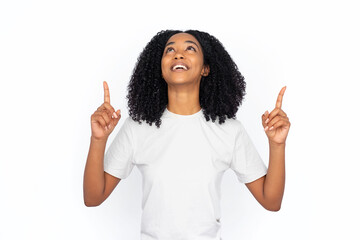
[269,141,286,148]
[91,135,108,143]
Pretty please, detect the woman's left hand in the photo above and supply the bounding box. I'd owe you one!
[262,86,291,145]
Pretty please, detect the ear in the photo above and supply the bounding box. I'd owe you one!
[201,65,210,77]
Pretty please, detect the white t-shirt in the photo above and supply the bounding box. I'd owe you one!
[104,107,268,240]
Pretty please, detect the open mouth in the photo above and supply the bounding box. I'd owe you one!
[171,63,189,72]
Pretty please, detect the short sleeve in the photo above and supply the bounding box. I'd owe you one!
[230,121,268,184]
[104,117,135,180]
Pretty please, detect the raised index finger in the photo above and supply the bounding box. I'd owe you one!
[275,86,286,109]
[103,81,110,104]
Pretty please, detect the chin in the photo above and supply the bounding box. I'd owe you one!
[169,73,200,82]
[168,79,191,85]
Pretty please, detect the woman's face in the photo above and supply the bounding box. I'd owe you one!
[161,33,209,84]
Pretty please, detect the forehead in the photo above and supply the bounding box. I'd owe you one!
[166,33,200,45]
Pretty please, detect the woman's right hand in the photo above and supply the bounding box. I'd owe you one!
[90,81,121,141]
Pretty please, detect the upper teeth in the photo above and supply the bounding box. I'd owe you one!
[173,65,187,70]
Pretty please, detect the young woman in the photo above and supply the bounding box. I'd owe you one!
[83,30,291,240]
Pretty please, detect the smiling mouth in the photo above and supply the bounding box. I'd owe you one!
[172,68,188,72]
[171,64,188,72]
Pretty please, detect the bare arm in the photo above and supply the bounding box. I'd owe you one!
[246,142,285,211]
[83,137,121,207]
[246,86,289,211]
[83,81,122,207]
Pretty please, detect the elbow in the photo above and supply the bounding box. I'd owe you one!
[84,200,100,207]
[83,195,103,207]
[265,204,281,212]
[263,200,282,212]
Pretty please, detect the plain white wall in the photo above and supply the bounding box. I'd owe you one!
[1,0,359,239]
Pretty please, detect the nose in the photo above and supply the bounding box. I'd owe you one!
[174,51,184,60]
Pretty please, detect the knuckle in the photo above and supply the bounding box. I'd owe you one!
[97,118,104,127]
[98,106,106,113]
[101,107,110,114]
[100,118,107,126]
[101,112,109,122]
[100,111,105,117]
[93,114,100,121]
[103,102,115,113]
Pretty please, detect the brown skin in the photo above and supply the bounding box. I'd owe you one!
[162,33,290,211]
[246,87,290,211]
[83,33,291,210]
[83,81,122,206]
[161,33,209,115]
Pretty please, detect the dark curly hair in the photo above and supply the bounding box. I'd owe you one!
[126,29,246,128]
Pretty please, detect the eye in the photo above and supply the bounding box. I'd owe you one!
[165,47,174,53]
[187,46,196,51]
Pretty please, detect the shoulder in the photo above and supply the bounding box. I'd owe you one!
[124,115,158,138]
[214,117,248,141]
[211,117,243,133]
[200,116,244,142]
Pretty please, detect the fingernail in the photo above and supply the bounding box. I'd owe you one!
[269,126,274,131]
[113,112,117,118]
[264,126,268,131]
[265,118,269,124]
[105,126,108,130]
[266,110,269,115]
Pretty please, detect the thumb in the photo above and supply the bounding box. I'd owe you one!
[112,109,121,125]
[262,110,268,128]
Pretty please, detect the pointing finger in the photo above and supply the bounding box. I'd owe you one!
[275,86,286,109]
[266,107,288,124]
[103,81,110,104]
[101,102,115,115]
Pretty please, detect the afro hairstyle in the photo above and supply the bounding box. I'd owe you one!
[126,29,246,128]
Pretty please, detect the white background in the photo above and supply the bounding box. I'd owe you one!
[1,0,359,239]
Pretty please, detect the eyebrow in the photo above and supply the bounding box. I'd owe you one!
[165,40,200,50]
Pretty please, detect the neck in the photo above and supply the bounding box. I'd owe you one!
[166,77,202,115]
